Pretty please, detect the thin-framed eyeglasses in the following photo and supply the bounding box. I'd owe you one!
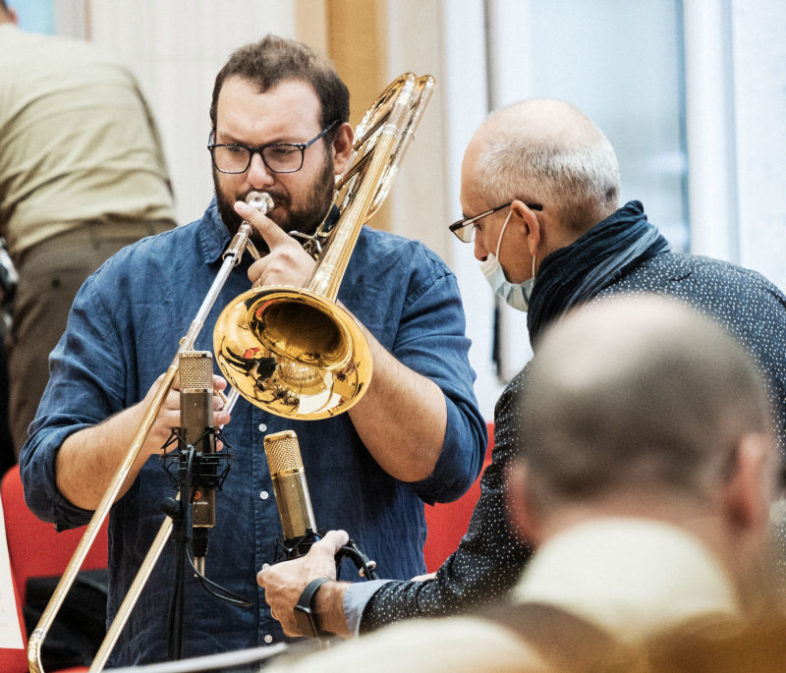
[449,201,543,243]
[208,120,339,175]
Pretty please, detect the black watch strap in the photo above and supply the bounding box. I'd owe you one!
[294,576,332,638]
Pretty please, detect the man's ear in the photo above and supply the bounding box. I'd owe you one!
[510,200,541,258]
[506,460,541,545]
[331,122,354,177]
[722,433,775,533]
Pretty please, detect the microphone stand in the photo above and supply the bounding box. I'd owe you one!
[81,216,263,672]
[162,437,202,661]
[161,426,244,661]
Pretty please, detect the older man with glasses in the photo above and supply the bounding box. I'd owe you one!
[258,97,786,646]
[19,34,486,667]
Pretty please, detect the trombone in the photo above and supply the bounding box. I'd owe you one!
[27,71,434,672]
[214,72,435,419]
[27,191,272,673]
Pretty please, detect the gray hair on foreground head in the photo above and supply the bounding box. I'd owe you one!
[475,99,620,234]
[519,294,773,511]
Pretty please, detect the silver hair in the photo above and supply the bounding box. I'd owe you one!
[519,295,774,510]
[474,101,621,233]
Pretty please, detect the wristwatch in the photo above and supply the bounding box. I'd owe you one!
[294,576,332,638]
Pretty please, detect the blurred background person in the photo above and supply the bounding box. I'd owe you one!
[0,0,176,459]
[263,294,783,673]
[0,235,15,475]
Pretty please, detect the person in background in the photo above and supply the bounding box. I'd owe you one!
[259,96,786,641]
[0,0,176,456]
[264,294,782,673]
[0,236,15,476]
[19,34,485,667]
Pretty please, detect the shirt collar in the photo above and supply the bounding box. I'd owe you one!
[197,197,233,265]
[512,517,741,641]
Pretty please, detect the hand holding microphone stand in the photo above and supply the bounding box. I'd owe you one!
[263,430,378,641]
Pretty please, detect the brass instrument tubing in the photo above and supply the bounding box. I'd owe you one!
[189,222,256,349]
[28,222,261,673]
[28,360,178,673]
[89,516,174,672]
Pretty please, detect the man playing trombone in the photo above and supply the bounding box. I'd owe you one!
[19,34,486,668]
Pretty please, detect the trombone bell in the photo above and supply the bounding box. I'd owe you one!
[214,286,372,419]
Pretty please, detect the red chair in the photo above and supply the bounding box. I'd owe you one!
[423,422,494,572]
[0,465,108,673]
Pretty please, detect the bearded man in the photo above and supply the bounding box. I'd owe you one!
[19,34,485,667]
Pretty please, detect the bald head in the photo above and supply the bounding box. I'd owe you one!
[518,294,774,512]
[465,98,620,235]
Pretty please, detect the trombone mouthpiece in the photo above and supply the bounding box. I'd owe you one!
[246,191,274,214]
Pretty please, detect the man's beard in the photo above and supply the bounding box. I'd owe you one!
[214,152,336,251]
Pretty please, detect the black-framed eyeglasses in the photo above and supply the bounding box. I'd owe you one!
[449,201,543,243]
[208,120,339,175]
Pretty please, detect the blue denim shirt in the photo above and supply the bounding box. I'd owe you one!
[19,200,486,666]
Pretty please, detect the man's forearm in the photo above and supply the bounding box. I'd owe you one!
[348,332,447,482]
[313,581,352,637]
[55,406,153,510]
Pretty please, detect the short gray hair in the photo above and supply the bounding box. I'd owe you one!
[475,100,621,234]
[518,295,774,511]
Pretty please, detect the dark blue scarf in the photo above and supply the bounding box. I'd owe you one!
[527,201,670,343]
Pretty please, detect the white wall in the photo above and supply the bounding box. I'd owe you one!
[88,1,300,227]
[683,0,739,262]
[730,0,786,288]
[684,0,786,288]
[57,0,786,421]
[441,0,509,419]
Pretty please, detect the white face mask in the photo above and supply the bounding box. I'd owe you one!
[479,210,536,312]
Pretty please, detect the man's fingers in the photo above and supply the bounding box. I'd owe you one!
[317,529,350,555]
[212,374,228,394]
[234,200,290,249]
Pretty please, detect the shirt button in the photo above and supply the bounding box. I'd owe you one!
[260,490,269,500]
[261,563,271,570]
[264,634,273,644]
[258,423,267,433]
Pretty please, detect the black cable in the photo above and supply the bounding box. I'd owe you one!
[186,548,251,608]
[167,445,196,660]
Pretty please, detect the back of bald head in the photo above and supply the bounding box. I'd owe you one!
[472,98,620,235]
[519,295,773,512]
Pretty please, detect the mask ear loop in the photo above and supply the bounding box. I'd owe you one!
[494,210,513,260]
[531,254,537,281]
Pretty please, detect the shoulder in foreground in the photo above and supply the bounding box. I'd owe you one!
[267,616,544,673]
